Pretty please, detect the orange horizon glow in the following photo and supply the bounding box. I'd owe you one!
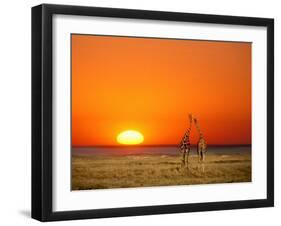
[72,35,251,146]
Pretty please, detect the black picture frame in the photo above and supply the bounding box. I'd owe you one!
[32,3,274,222]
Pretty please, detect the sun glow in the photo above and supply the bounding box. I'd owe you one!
[117,130,144,145]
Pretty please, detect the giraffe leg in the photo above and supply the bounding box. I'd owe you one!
[202,148,206,173]
[186,148,190,165]
[182,151,186,166]
[200,148,204,162]
[197,146,200,163]
[202,149,205,162]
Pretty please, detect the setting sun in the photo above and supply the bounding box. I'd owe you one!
[117,130,144,145]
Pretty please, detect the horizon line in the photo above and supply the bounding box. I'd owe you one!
[72,144,252,148]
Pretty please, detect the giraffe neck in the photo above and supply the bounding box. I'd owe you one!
[195,120,204,140]
[187,119,192,133]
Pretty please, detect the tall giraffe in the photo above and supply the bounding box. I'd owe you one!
[193,117,207,162]
[179,114,193,166]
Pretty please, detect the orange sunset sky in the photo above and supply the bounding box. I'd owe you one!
[72,34,251,146]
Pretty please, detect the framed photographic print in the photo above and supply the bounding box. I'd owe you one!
[32,4,274,222]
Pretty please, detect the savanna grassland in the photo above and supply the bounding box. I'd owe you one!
[72,151,251,190]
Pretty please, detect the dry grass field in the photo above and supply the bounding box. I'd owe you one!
[72,152,251,190]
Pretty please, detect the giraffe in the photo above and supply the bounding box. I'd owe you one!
[193,117,207,163]
[179,114,193,166]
